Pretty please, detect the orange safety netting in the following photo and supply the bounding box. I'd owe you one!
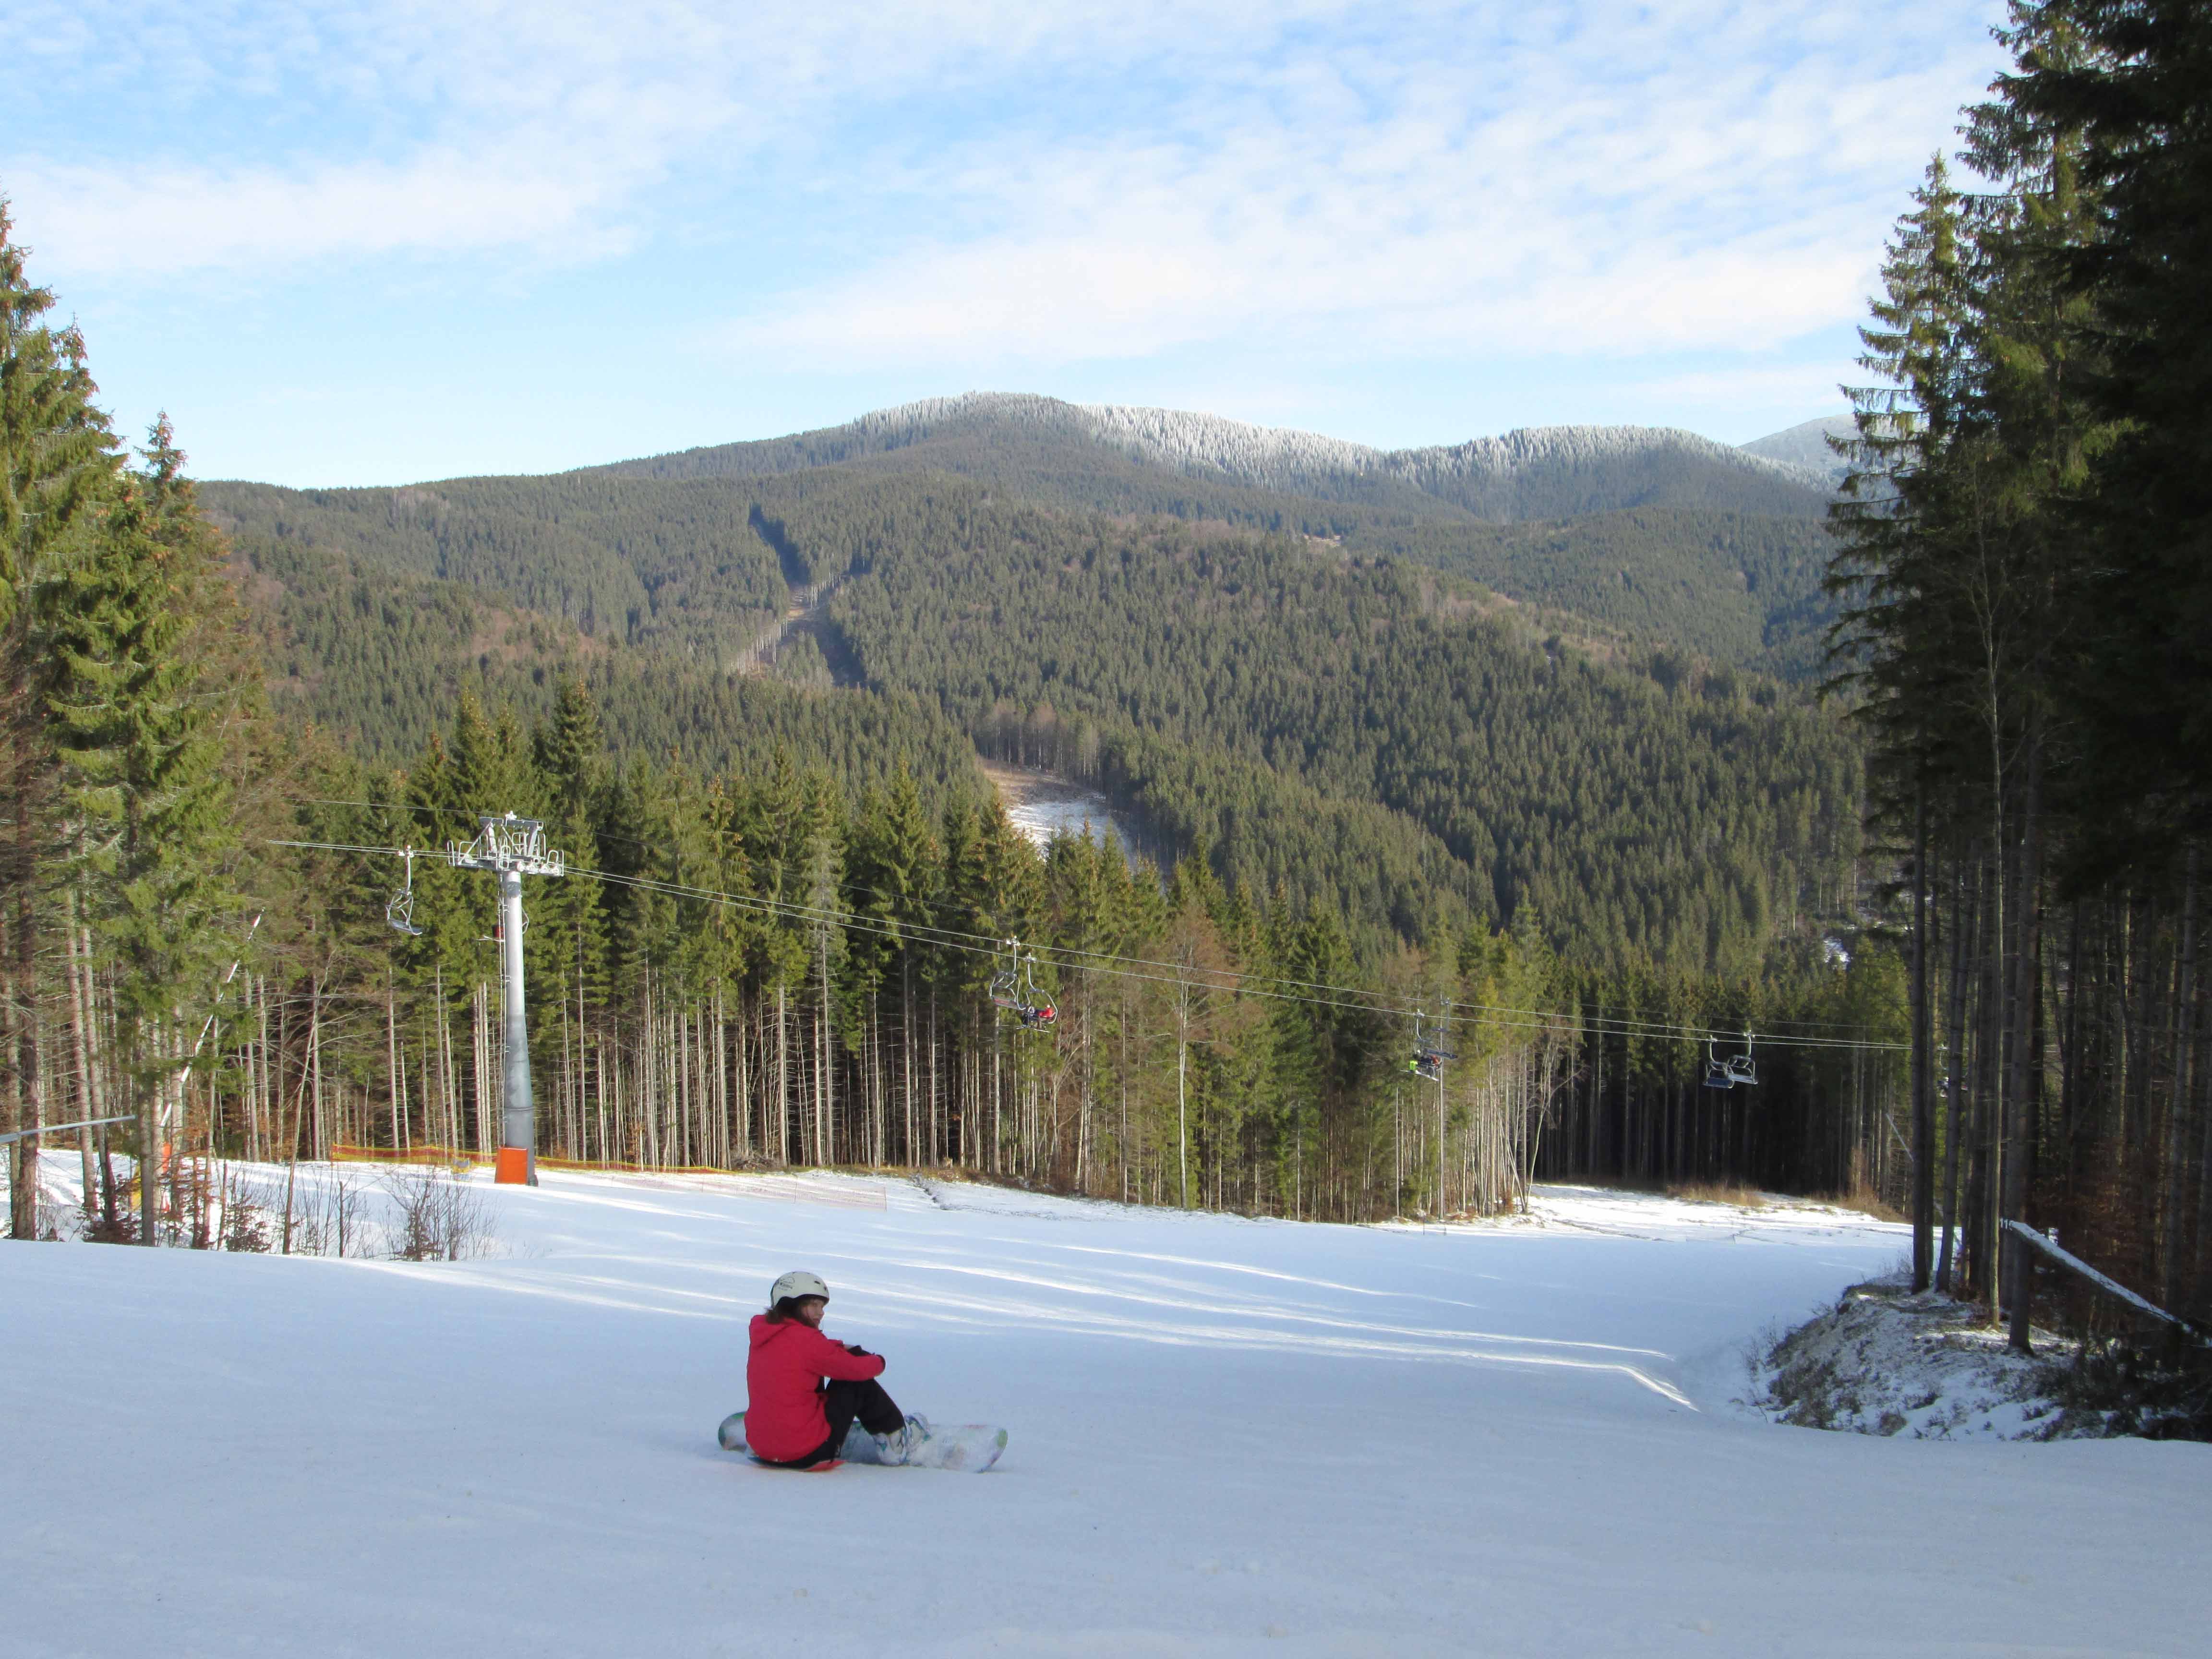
[326,1145,889,1207]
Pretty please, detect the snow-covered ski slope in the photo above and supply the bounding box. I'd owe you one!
[8,1172,2205,1657]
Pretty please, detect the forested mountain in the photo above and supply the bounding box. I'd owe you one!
[604,392,1830,519]
[232,516,983,790]
[207,473,791,661]
[1740,415,1853,484]
[594,395,1844,665]
[209,442,1859,976]
[205,392,1844,702]
[12,0,2208,1405]
[1346,505,1834,681]
[5,197,1904,1264]
[198,389,1862,967]
[5,178,1894,1260]
[763,470,1857,970]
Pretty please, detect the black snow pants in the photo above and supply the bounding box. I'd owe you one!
[765,1376,904,1467]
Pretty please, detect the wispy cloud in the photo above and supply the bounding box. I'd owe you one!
[0,0,2008,475]
[722,4,1996,369]
[16,145,640,273]
[7,1,1375,272]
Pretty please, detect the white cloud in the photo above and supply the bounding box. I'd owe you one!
[14,143,641,274]
[16,3,1370,270]
[722,6,1995,370]
[6,0,2008,377]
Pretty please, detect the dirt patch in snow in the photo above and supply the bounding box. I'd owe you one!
[1744,1274,2075,1440]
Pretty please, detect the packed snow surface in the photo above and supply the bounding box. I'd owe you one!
[8,1172,2207,1657]
[983,764,1139,862]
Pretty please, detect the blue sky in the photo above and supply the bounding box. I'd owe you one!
[4,1,2006,486]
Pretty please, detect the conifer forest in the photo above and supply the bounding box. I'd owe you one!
[4,0,2208,1359]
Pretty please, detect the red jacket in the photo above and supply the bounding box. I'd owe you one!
[744,1314,886,1462]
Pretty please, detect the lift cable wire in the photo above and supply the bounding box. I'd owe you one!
[563,863,1795,1048]
[268,839,1908,1054]
[273,794,1882,1037]
[588,863,1903,1053]
[540,860,1844,1047]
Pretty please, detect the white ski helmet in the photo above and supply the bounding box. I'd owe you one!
[770,1270,830,1305]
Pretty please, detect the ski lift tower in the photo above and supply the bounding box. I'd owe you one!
[449,814,565,1185]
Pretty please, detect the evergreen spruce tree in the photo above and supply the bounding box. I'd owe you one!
[46,422,241,1245]
[2006,0,2212,869]
[0,204,119,1236]
[399,729,482,1089]
[530,680,612,1074]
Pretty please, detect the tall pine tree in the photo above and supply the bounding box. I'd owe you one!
[47,420,242,1243]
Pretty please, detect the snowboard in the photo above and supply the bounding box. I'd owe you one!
[717,1410,1008,1474]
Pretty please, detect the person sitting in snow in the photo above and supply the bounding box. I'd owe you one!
[745,1271,925,1469]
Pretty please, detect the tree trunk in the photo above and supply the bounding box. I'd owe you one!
[2161,846,2198,1304]
[1176,1023,1189,1209]
[9,738,41,1241]
[65,898,99,1219]
[775,984,789,1166]
[1938,854,1972,1292]
[2004,744,2043,1352]
[1911,779,1935,1287]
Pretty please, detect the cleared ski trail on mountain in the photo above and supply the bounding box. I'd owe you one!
[6,1174,2204,1657]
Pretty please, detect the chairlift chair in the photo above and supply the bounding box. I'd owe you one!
[1408,1012,1457,1082]
[1702,1037,1736,1090]
[1724,1031,1758,1087]
[386,848,425,938]
[990,939,1058,1032]
[987,943,1019,1011]
[1016,950,1057,1031]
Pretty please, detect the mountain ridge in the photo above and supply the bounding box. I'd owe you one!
[593,392,1834,522]
[201,393,1848,693]
[1739,415,1853,484]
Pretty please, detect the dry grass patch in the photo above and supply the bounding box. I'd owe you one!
[1809,1184,1908,1224]
[1666,1180,1771,1210]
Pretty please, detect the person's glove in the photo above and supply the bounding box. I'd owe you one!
[844,1343,873,1357]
